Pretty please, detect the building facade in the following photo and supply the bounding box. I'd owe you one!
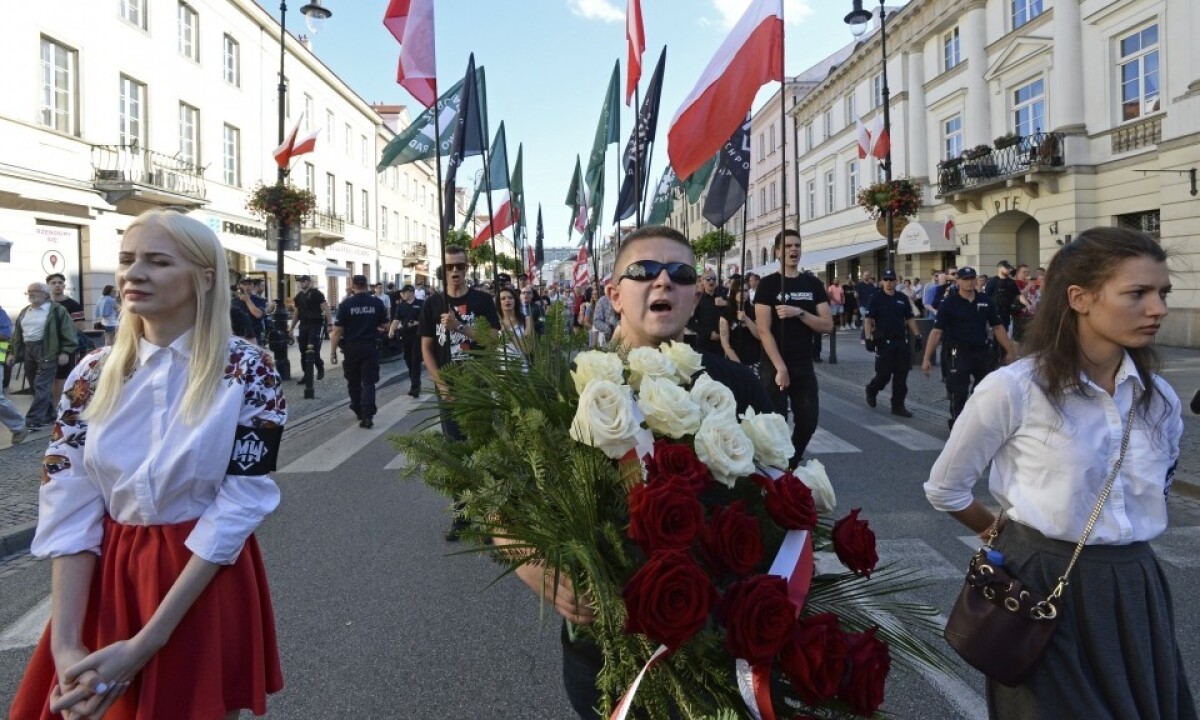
[785,0,1200,342]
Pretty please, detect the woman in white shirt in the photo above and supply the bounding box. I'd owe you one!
[11,210,286,720]
[925,227,1195,719]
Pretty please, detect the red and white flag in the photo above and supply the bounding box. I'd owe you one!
[944,215,957,244]
[526,243,537,284]
[574,247,591,288]
[667,0,782,180]
[625,0,646,106]
[272,114,319,169]
[855,116,871,160]
[383,0,437,109]
[574,186,591,234]
[869,113,890,160]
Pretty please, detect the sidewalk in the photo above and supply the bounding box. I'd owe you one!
[0,342,411,557]
[811,327,1200,495]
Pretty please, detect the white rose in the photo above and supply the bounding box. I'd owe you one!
[739,407,794,469]
[660,340,704,384]
[570,379,640,459]
[693,413,756,487]
[627,346,678,391]
[571,350,626,395]
[690,373,738,420]
[637,376,702,439]
[794,459,837,514]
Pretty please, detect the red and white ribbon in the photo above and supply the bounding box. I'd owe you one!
[610,644,669,720]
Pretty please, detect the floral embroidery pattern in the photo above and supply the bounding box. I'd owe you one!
[43,349,108,484]
[223,340,287,421]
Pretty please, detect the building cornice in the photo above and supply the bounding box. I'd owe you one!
[984,7,1054,56]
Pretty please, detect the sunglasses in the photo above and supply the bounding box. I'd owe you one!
[619,260,698,285]
[445,263,468,272]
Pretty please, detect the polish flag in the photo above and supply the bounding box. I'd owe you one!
[273,115,319,169]
[869,113,890,160]
[625,0,646,105]
[855,116,871,160]
[472,192,514,248]
[574,187,590,234]
[526,243,537,284]
[383,0,437,109]
[574,247,591,287]
[944,216,957,244]
[667,0,782,180]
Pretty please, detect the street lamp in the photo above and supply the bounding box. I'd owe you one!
[269,1,332,381]
[845,0,895,271]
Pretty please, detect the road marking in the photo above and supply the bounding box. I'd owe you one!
[384,453,410,471]
[806,427,861,454]
[0,595,51,651]
[279,394,417,473]
[864,423,946,451]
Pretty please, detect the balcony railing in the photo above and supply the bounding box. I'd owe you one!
[1111,116,1162,155]
[91,144,207,202]
[401,242,427,266]
[304,210,345,235]
[936,132,1065,197]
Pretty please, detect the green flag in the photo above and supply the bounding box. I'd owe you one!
[679,154,718,204]
[377,67,487,170]
[646,166,677,225]
[510,144,525,241]
[585,60,621,198]
[565,155,587,238]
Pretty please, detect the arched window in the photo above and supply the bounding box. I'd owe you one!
[761,247,768,265]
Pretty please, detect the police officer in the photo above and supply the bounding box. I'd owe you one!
[288,275,331,383]
[388,284,424,397]
[864,269,921,417]
[920,266,1015,429]
[329,275,388,428]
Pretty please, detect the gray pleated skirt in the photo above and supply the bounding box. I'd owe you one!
[986,521,1196,720]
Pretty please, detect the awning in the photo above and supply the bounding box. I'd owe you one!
[221,235,274,267]
[746,238,887,276]
[324,263,350,278]
[896,221,957,255]
[254,251,329,276]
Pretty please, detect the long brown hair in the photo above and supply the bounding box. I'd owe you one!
[1023,226,1166,410]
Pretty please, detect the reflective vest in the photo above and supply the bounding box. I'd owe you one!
[0,337,8,364]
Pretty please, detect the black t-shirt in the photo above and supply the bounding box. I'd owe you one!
[754,272,828,367]
[984,276,1021,325]
[865,290,913,339]
[690,293,722,354]
[418,288,500,368]
[392,298,423,338]
[293,288,328,322]
[934,291,1002,347]
[698,353,772,415]
[56,297,84,325]
[334,293,387,342]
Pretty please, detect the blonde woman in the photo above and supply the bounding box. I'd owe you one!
[11,210,286,720]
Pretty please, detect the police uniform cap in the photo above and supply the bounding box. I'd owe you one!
[881,270,898,281]
[239,276,255,284]
[351,274,369,288]
[957,266,978,279]
[296,275,311,282]
[400,284,415,293]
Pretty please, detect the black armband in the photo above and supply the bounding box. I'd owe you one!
[228,424,284,475]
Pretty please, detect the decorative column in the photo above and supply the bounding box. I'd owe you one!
[1051,0,1085,133]
[906,50,929,181]
[960,1,990,147]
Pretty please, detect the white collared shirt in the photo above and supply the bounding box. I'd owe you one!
[20,303,49,342]
[33,335,287,564]
[925,354,1182,544]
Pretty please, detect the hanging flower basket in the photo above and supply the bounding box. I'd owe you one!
[963,144,992,160]
[245,182,318,227]
[994,132,1022,149]
[876,216,910,237]
[856,178,922,221]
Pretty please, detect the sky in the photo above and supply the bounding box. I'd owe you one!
[267,0,908,250]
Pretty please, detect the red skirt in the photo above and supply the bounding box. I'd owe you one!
[9,517,283,719]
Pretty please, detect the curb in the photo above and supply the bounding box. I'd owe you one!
[0,364,412,560]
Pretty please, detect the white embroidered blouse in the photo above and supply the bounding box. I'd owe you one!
[32,334,287,565]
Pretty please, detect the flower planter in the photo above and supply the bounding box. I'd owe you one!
[876,216,909,237]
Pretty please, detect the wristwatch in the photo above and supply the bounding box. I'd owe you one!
[797,309,806,319]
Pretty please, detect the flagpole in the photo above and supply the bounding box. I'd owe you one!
[638,135,657,224]
[633,85,643,228]
[739,196,749,279]
[777,12,787,240]
[432,83,450,297]
[481,141,498,288]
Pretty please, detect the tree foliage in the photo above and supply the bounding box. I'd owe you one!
[691,229,736,260]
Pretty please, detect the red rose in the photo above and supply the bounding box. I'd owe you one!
[839,627,891,717]
[778,613,848,706]
[644,439,712,494]
[623,550,717,651]
[753,472,818,530]
[627,480,706,553]
[719,575,796,663]
[700,501,764,577]
[832,508,878,578]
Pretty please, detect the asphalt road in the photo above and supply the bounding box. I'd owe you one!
[3,377,1200,719]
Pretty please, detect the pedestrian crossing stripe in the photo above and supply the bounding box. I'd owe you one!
[863,423,945,452]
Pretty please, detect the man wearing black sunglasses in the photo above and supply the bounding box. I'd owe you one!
[755,229,834,468]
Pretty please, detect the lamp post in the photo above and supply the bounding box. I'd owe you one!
[845,0,895,272]
[269,0,332,381]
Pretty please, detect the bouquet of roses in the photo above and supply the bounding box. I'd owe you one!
[396,310,950,719]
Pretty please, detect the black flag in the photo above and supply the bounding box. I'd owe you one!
[702,113,751,228]
[614,47,666,223]
[535,204,545,266]
[441,54,485,235]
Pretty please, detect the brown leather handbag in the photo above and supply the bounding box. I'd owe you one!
[944,401,1136,687]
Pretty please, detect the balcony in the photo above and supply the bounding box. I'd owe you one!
[300,210,345,249]
[402,242,427,267]
[1111,116,1162,155]
[91,144,208,213]
[936,132,1066,209]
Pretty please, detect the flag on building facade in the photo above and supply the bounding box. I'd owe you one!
[273,113,319,169]
[377,68,485,170]
[471,122,512,248]
[944,215,957,244]
[382,0,437,109]
[441,54,485,234]
[702,113,751,227]
[855,116,871,159]
[869,113,890,160]
[614,47,665,223]
[626,0,645,105]
[667,0,783,179]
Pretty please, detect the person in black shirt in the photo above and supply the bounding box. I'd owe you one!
[287,275,331,382]
[419,244,500,540]
[864,270,921,417]
[329,275,388,429]
[388,284,424,397]
[46,273,86,406]
[984,260,1022,331]
[921,266,1015,428]
[689,269,723,354]
[755,229,834,467]
[718,278,760,366]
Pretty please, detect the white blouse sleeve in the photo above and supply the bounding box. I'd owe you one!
[185,346,287,565]
[31,350,110,558]
[924,366,1025,512]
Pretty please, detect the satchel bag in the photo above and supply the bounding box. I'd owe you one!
[944,398,1137,687]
